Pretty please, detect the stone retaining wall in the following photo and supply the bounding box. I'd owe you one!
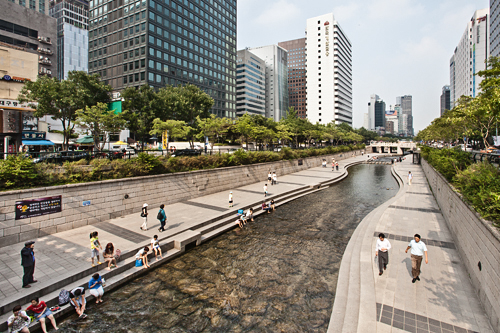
[0,149,365,247]
[421,159,500,332]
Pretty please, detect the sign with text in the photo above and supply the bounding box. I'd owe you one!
[15,196,62,220]
[22,132,46,139]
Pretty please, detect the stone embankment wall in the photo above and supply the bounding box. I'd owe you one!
[422,159,500,332]
[0,149,365,247]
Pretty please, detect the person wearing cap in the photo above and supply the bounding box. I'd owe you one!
[21,241,36,288]
[229,191,233,208]
[140,203,148,231]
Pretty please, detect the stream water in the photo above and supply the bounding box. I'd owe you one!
[59,164,398,333]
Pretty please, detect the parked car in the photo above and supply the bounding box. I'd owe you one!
[193,145,204,150]
[459,144,473,152]
[171,149,202,157]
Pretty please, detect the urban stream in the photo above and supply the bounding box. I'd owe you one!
[60,164,398,333]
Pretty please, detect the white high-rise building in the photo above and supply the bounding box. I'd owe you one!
[247,45,289,122]
[236,49,266,117]
[367,94,380,130]
[450,8,490,106]
[306,13,352,125]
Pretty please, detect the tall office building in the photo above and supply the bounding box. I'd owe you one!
[49,0,89,80]
[395,104,403,135]
[440,85,451,116]
[398,95,413,136]
[491,0,500,57]
[235,49,265,116]
[279,38,307,118]
[450,8,490,106]
[247,45,289,121]
[88,0,237,118]
[367,94,380,131]
[374,99,385,129]
[385,108,398,134]
[7,0,50,14]
[306,13,352,125]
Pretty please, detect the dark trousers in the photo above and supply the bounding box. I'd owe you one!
[378,251,389,273]
[411,254,423,278]
[22,264,35,287]
[159,220,166,231]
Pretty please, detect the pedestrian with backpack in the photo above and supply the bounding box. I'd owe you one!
[157,204,167,232]
[90,231,102,267]
[140,203,148,231]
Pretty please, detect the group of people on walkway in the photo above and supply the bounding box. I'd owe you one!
[375,233,428,282]
[140,203,167,233]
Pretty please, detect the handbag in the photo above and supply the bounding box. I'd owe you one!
[157,210,162,220]
[140,212,145,218]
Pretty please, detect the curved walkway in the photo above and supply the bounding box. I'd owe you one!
[328,158,494,333]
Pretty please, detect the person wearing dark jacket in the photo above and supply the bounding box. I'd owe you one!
[158,204,167,232]
[21,241,37,288]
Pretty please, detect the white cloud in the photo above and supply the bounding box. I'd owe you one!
[367,0,425,20]
[332,3,360,22]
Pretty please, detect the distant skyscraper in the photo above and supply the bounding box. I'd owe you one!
[236,49,266,117]
[440,85,451,116]
[279,38,307,119]
[247,45,289,121]
[7,0,49,14]
[399,95,413,136]
[374,99,386,129]
[491,0,500,57]
[306,13,352,125]
[367,94,380,130]
[449,54,456,108]
[87,0,237,118]
[49,0,89,80]
[450,8,490,106]
[385,108,398,134]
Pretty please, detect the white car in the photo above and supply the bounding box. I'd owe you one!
[459,144,473,152]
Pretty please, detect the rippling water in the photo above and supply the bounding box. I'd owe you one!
[60,165,398,333]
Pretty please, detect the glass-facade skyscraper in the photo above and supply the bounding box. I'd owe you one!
[49,0,89,81]
[88,0,237,118]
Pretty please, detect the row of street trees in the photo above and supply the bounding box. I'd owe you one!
[416,57,500,147]
[19,71,390,152]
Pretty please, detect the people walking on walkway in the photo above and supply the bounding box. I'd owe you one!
[88,273,104,304]
[151,235,163,260]
[272,172,277,185]
[157,204,167,232]
[27,298,58,333]
[405,234,428,283]
[21,241,36,289]
[135,247,150,269]
[140,203,148,231]
[103,243,118,270]
[268,171,272,184]
[408,171,413,185]
[229,191,233,208]
[7,305,30,333]
[336,162,339,171]
[375,233,391,275]
[264,184,268,197]
[69,287,86,319]
[332,160,335,171]
[90,231,102,267]
[322,159,327,167]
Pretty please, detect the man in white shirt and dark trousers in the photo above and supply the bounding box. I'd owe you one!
[405,233,428,283]
[375,233,391,275]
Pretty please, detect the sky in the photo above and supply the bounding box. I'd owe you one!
[236,0,489,133]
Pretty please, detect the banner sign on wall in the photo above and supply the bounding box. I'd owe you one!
[15,196,62,220]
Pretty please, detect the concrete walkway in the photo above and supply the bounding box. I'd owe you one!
[329,157,494,333]
[0,152,370,321]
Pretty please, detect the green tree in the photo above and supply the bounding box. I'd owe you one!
[150,118,189,152]
[121,85,162,148]
[234,114,254,149]
[18,71,111,149]
[75,102,126,151]
[196,114,231,152]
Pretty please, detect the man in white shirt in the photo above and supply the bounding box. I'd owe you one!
[375,233,391,276]
[405,234,428,283]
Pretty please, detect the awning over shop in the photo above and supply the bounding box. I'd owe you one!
[75,135,94,144]
[22,140,54,146]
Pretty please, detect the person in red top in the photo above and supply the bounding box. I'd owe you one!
[26,298,58,333]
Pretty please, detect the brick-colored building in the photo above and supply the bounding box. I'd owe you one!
[279,38,306,118]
